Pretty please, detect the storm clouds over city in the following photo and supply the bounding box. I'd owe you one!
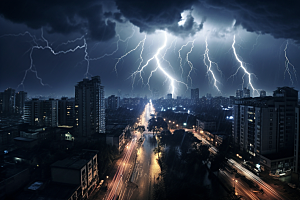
[1,0,300,98]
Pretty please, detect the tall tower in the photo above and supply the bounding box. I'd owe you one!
[15,91,27,115]
[75,76,105,136]
[2,88,15,114]
[191,88,199,100]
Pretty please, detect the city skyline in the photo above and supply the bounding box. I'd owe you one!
[1,1,300,98]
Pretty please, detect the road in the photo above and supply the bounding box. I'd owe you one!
[193,131,287,200]
[105,138,137,200]
[118,101,161,200]
[228,159,286,200]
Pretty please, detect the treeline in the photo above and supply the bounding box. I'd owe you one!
[153,130,214,199]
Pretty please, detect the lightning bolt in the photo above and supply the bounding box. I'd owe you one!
[1,29,88,89]
[114,35,146,75]
[186,40,195,85]
[231,35,259,96]
[126,31,187,96]
[283,40,297,85]
[203,37,221,93]
[249,34,260,55]
[89,27,135,61]
[178,40,194,78]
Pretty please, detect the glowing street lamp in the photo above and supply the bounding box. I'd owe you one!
[233,179,238,195]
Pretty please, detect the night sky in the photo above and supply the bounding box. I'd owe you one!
[1,0,300,98]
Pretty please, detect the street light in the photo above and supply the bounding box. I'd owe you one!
[233,179,238,195]
[106,176,109,187]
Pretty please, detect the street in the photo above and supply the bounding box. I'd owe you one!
[114,101,160,200]
[193,130,287,200]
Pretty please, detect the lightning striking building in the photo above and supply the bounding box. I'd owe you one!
[75,76,105,136]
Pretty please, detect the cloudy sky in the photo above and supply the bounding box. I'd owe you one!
[0,0,300,98]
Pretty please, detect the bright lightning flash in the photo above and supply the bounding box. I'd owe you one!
[231,35,259,96]
[123,31,188,96]
[186,40,195,85]
[283,40,297,85]
[203,37,221,93]
[178,40,194,79]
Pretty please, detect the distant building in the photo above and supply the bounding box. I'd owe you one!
[191,88,199,100]
[243,88,250,98]
[75,76,105,136]
[236,89,243,99]
[260,90,266,97]
[196,119,216,131]
[15,91,27,115]
[107,95,120,110]
[167,93,172,100]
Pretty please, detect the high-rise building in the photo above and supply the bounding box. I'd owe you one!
[167,93,172,100]
[107,95,120,110]
[191,88,199,100]
[58,97,75,126]
[0,92,3,114]
[24,98,42,126]
[75,76,105,136]
[15,91,27,115]
[260,90,266,97]
[233,87,298,157]
[243,88,250,98]
[236,89,243,99]
[43,98,58,127]
[295,107,300,174]
[24,98,58,127]
[1,88,15,114]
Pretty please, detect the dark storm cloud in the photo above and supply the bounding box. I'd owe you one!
[200,0,300,43]
[0,0,116,41]
[104,12,126,23]
[115,0,202,37]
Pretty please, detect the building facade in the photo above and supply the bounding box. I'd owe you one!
[75,76,105,136]
[233,87,298,173]
[24,98,58,127]
[107,95,120,110]
[58,97,75,126]
[51,150,99,199]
